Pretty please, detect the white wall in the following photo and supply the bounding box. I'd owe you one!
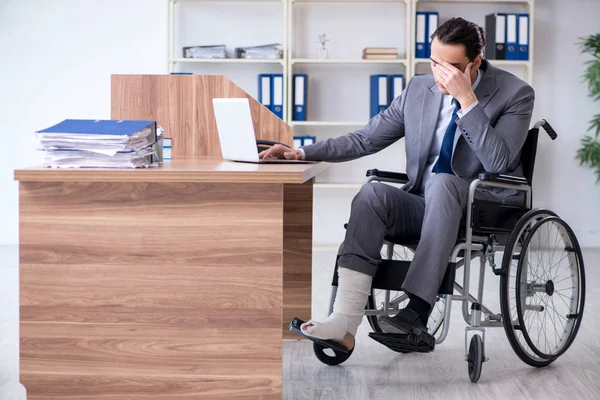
[1,0,599,247]
[528,0,600,248]
[0,0,167,245]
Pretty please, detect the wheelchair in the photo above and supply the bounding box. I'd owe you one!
[292,119,586,383]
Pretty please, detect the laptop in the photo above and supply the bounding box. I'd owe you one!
[212,97,315,164]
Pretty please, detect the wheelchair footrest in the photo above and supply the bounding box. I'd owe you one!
[368,331,435,353]
[288,317,352,354]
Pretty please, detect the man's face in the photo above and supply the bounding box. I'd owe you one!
[430,37,479,95]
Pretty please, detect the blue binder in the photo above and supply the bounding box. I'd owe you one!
[426,12,439,58]
[389,74,404,103]
[271,73,284,119]
[293,135,316,149]
[517,13,529,60]
[416,12,428,59]
[370,75,389,118]
[38,119,156,137]
[258,74,272,111]
[293,74,307,121]
[506,13,518,60]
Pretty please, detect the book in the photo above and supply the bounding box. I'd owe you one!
[363,47,399,55]
[362,54,399,60]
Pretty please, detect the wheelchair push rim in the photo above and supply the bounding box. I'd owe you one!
[515,216,585,360]
[500,209,585,367]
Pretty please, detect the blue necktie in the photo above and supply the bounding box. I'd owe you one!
[433,98,460,175]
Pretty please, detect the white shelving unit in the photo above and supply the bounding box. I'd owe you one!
[171,57,285,64]
[167,0,289,105]
[413,0,534,83]
[167,0,535,189]
[289,121,367,126]
[291,59,409,65]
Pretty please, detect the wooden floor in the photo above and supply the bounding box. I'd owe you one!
[283,247,600,400]
[1,246,599,399]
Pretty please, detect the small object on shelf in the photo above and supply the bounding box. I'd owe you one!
[316,34,330,60]
[236,43,283,59]
[183,45,227,59]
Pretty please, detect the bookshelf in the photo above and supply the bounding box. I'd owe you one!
[167,0,535,189]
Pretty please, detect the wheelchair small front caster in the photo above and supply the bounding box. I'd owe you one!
[467,334,484,383]
[313,342,354,366]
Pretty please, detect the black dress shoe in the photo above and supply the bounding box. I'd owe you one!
[378,308,427,334]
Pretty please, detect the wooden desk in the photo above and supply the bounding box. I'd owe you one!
[15,157,328,399]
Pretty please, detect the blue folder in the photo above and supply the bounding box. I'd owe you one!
[293,74,307,121]
[416,12,428,59]
[517,13,529,60]
[271,73,284,119]
[293,135,315,149]
[38,119,156,136]
[389,74,404,103]
[506,13,518,60]
[426,12,439,58]
[258,74,272,112]
[370,75,389,118]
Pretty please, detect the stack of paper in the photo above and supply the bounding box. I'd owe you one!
[236,43,283,59]
[35,119,162,169]
[183,45,227,59]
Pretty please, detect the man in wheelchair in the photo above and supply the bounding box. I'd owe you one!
[263,16,535,350]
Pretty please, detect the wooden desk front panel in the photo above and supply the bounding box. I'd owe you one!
[282,183,313,338]
[19,181,284,399]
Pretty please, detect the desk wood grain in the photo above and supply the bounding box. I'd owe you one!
[20,181,285,399]
[111,74,292,158]
[14,157,328,184]
[282,183,313,339]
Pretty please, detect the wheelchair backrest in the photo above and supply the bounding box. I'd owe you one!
[521,128,540,187]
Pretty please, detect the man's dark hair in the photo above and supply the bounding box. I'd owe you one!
[432,17,485,61]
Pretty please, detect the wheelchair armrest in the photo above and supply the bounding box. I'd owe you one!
[478,172,528,186]
[366,169,409,184]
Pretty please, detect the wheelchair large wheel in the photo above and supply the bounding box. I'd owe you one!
[366,241,445,338]
[500,209,585,367]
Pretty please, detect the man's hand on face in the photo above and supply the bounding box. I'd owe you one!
[259,144,303,160]
[432,59,478,110]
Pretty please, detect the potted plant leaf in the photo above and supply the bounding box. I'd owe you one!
[576,33,600,183]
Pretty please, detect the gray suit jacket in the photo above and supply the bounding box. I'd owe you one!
[302,60,535,196]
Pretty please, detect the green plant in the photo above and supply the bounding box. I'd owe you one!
[576,33,600,183]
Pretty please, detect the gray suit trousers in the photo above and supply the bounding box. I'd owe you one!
[337,173,472,306]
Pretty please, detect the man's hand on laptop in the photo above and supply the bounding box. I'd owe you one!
[259,144,303,160]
